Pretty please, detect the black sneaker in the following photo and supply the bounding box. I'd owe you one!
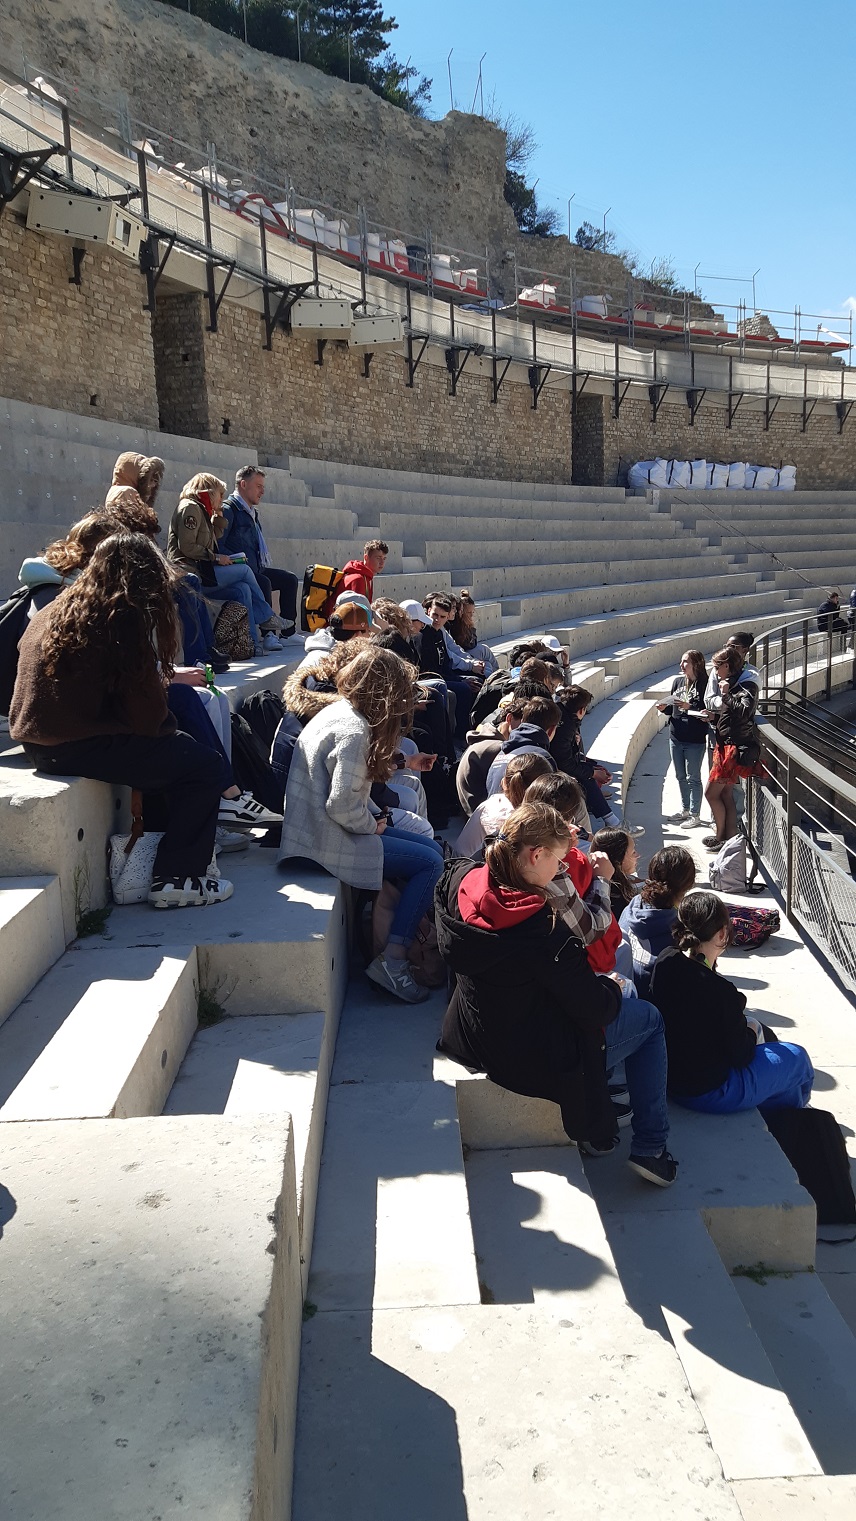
[628,1149,678,1187]
[579,1135,620,1157]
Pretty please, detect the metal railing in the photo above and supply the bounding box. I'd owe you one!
[746,615,856,993]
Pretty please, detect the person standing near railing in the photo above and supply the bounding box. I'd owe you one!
[703,646,761,850]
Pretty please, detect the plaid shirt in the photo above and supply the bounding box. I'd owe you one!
[545,871,612,945]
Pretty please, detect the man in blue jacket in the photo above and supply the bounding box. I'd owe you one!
[219,466,299,638]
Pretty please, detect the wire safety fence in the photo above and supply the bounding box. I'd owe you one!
[792,827,856,995]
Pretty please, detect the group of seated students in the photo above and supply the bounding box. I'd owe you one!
[6,484,814,1189]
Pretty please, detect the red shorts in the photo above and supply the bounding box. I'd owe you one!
[709,743,764,785]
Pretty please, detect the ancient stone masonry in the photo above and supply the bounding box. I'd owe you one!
[153,294,572,482]
[0,217,158,428]
[573,393,856,491]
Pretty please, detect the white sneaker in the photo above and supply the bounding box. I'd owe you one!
[148,874,234,908]
[262,632,283,652]
[218,793,283,828]
[667,810,691,823]
[365,953,429,1004]
[684,814,704,828]
[261,614,288,633]
[215,825,249,852]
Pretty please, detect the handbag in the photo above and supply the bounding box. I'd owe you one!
[213,600,253,659]
[108,790,163,905]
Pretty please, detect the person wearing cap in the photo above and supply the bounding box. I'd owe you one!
[296,594,373,671]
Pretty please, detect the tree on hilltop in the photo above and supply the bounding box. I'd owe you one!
[157,0,432,113]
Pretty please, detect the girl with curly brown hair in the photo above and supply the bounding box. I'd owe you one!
[9,532,232,908]
[278,646,444,1003]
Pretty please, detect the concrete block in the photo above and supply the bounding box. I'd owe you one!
[293,1303,743,1520]
[72,855,350,1020]
[733,1476,856,1520]
[583,1105,816,1272]
[606,1212,820,1481]
[0,875,65,1026]
[164,1011,337,1286]
[0,1113,301,1521]
[0,763,130,943]
[454,1074,572,1150]
[0,946,198,1121]
[307,1080,481,1312]
[732,1270,856,1476]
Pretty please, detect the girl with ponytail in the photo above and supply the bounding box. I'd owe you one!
[650,891,813,1114]
[435,802,678,1186]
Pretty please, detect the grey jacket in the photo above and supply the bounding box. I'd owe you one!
[278,698,383,889]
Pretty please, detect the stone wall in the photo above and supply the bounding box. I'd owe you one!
[0,216,158,427]
[573,393,856,490]
[153,294,571,482]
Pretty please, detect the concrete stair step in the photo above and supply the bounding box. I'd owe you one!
[164,1011,337,1287]
[0,1114,301,1521]
[285,453,627,503]
[733,1269,856,1476]
[512,568,760,627]
[431,540,717,574]
[383,511,684,543]
[607,1211,821,1481]
[0,874,65,1027]
[541,588,799,658]
[307,1074,481,1312]
[0,946,198,1121]
[733,1477,856,1519]
[71,853,349,1020]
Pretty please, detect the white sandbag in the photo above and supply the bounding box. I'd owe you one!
[689,459,710,487]
[649,458,671,488]
[628,460,655,490]
[668,460,691,488]
[753,466,778,490]
[775,464,797,491]
[710,462,730,489]
[744,466,759,489]
[727,461,747,490]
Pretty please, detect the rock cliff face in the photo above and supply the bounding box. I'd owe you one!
[0,0,628,293]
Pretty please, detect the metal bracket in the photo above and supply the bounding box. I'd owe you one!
[406,332,429,388]
[727,390,744,429]
[686,386,706,424]
[69,245,85,286]
[764,393,780,432]
[528,363,552,409]
[837,399,854,435]
[445,345,471,397]
[801,396,817,433]
[0,143,54,217]
[491,354,512,404]
[205,260,237,332]
[612,377,632,418]
[140,232,176,312]
[648,380,669,424]
[361,351,374,380]
[315,339,327,367]
[261,282,311,350]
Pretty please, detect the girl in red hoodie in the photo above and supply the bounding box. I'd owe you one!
[435,801,678,1185]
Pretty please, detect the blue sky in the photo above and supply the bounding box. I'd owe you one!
[391,0,855,339]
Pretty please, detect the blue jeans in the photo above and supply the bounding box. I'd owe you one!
[674,1042,814,1115]
[604,996,669,1156]
[380,826,444,947]
[176,574,216,663]
[669,736,705,815]
[206,564,274,646]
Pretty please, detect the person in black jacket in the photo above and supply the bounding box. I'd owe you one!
[651,892,813,1113]
[658,650,708,827]
[435,801,678,1186]
[703,645,761,850]
[816,589,848,637]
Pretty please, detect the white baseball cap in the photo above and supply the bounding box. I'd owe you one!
[542,635,563,652]
[400,598,429,625]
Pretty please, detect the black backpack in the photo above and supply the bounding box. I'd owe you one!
[229,711,284,815]
[237,689,286,752]
[0,586,32,717]
[765,1106,856,1233]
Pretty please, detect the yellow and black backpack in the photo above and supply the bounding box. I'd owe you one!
[300,564,343,633]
